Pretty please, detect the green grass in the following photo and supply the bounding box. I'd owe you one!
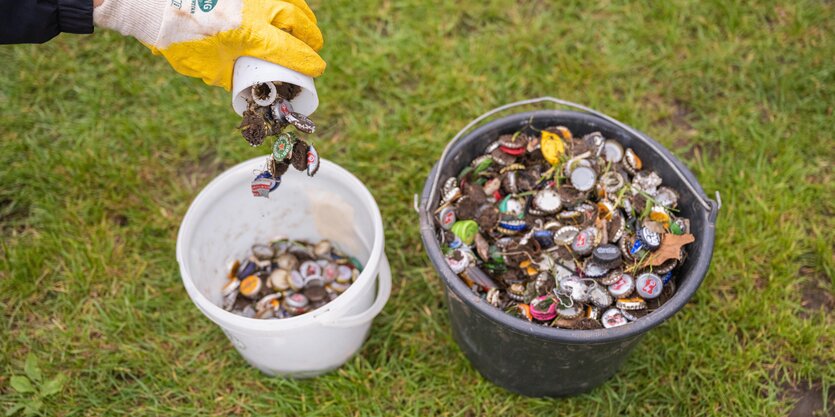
[1,0,833,415]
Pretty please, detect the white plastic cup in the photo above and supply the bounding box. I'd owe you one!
[231,56,319,117]
[176,156,390,377]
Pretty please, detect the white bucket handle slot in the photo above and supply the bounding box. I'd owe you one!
[316,254,392,328]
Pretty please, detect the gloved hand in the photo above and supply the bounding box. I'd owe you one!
[93,0,325,90]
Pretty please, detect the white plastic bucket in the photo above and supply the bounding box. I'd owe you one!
[176,156,391,377]
[231,56,319,117]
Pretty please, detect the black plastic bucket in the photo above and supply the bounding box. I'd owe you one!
[419,98,720,397]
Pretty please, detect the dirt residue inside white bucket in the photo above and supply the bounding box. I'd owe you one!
[309,190,366,259]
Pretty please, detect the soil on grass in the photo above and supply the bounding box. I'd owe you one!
[798,266,834,319]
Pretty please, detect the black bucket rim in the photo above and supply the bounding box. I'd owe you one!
[419,101,719,345]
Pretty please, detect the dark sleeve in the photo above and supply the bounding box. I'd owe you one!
[0,0,93,44]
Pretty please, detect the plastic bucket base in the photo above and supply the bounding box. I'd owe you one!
[420,106,719,396]
[177,156,391,377]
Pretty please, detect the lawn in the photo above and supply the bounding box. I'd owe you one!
[1,0,833,415]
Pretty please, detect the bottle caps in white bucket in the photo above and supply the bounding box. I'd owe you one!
[231,56,319,117]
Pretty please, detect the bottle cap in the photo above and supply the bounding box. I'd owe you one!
[570,166,597,192]
[268,269,290,291]
[222,278,240,297]
[608,273,635,297]
[624,148,642,171]
[600,171,625,194]
[598,267,623,286]
[558,304,583,319]
[451,220,479,245]
[602,140,624,162]
[306,144,320,176]
[589,286,613,308]
[256,293,283,312]
[533,230,555,249]
[507,283,526,301]
[249,81,278,106]
[445,249,470,274]
[240,275,263,298]
[276,254,299,271]
[284,292,309,309]
[583,260,611,278]
[289,270,306,291]
[636,273,664,299]
[299,261,322,279]
[497,219,526,234]
[553,226,580,246]
[462,266,498,289]
[571,227,596,256]
[655,186,679,208]
[530,296,558,321]
[655,258,678,275]
[560,276,590,303]
[303,282,328,302]
[601,308,628,328]
[592,244,622,266]
[322,263,340,284]
[438,206,457,230]
[616,297,647,310]
[532,189,562,214]
[585,305,602,320]
[236,260,257,279]
[638,226,662,251]
[251,244,274,260]
[272,133,296,161]
[285,112,316,133]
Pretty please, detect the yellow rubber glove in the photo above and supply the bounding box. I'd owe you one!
[93,0,325,90]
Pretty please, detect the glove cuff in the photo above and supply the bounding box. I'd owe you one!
[93,0,168,45]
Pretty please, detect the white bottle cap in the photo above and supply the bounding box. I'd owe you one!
[231,56,318,117]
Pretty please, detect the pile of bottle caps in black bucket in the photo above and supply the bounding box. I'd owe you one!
[239,81,320,198]
[435,126,696,329]
[221,239,363,319]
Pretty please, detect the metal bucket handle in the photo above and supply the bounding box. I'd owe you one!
[423,96,720,217]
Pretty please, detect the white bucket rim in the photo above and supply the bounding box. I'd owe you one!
[176,156,385,333]
[231,57,319,117]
